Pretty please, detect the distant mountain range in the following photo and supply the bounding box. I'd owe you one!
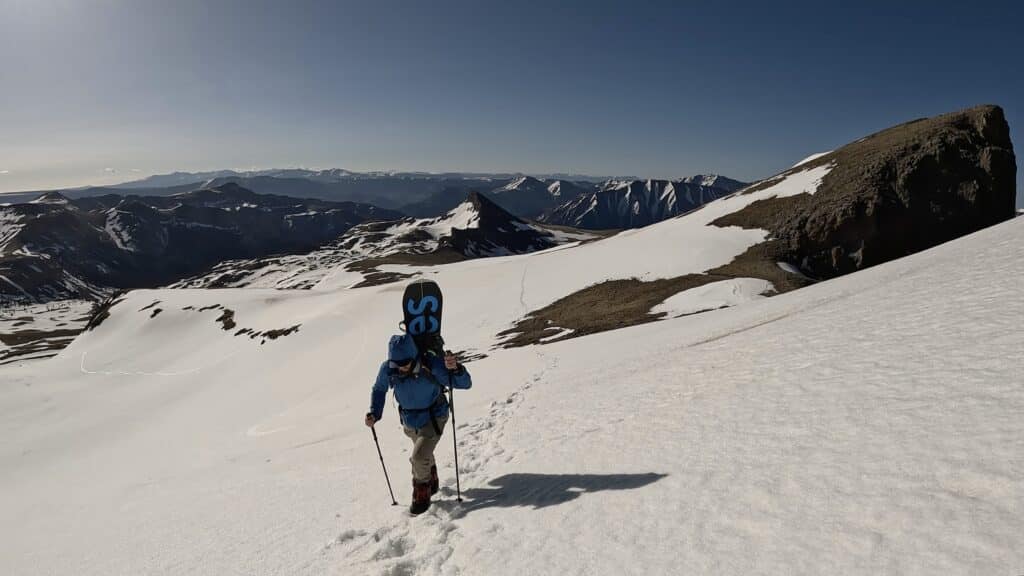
[102,169,638,210]
[539,176,747,229]
[110,168,632,189]
[397,174,747,228]
[2,169,738,214]
[1,105,1015,367]
[486,177,592,220]
[0,183,399,302]
[1,167,742,303]
[171,191,599,290]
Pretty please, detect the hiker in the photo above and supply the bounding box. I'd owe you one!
[365,334,472,514]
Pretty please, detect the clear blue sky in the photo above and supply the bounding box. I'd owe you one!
[1,0,1021,205]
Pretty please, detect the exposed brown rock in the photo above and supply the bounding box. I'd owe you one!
[713,105,1016,279]
[498,274,733,347]
[215,309,236,331]
[500,105,1016,347]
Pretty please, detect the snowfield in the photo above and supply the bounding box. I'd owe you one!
[1,205,1021,573]
[650,277,775,317]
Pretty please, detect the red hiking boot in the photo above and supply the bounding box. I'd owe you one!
[430,465,439,496]
[410,480,432,515]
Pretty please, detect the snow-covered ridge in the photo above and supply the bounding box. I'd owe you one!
[386,199,482,248]
[791,150,834,168]
[679,174,747,191]
[541,174,749,229]
[29,191,71,205]
[2,201,1020,575]
[494,176,539,193]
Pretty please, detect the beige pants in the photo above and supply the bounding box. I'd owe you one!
[402,416,448,483]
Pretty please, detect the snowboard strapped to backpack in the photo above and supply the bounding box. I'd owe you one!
[401,280,445,358]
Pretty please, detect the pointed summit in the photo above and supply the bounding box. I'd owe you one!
[487,177,591,219]
[31,191,71,205]
[441,191,581,256]
[464,190,524,224]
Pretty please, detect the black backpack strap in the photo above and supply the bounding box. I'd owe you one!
[419,367,449,435]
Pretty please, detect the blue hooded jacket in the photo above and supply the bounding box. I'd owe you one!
[369,334,472,430]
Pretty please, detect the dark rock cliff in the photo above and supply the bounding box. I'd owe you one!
[714,104,1016,280]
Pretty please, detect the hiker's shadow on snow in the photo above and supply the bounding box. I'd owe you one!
[439,473,667,518]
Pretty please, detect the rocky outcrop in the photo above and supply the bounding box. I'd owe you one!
[442,192,573,256]
[714,105,1016,280]
[499,105,1016,348]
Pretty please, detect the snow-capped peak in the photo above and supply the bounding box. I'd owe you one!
[679,174,747,192]
[434,198,483,232]
[496,176,545,192]
[30,191,70,205]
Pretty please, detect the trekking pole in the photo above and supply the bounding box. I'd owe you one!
[370,425,398,506]
[446,350,462,502]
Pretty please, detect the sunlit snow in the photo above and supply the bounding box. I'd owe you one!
[1,172,1019,575]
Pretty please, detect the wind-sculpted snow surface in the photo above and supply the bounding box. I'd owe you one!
[2,200,1022,575]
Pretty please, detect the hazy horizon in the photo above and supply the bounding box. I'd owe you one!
[1,0,1021,206]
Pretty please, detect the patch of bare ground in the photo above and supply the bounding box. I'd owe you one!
[0,298,115,364]
[138,300,161,312]
[171,305,300,343]
[85,292,126,331]
[0,329,84,364]
[215,309,236,330]
[259,324,300,342]
[0,328,85,347]
[232,324,302,343]
[498,275,729,348]
[347,249,465,288]
[498,242,812,348]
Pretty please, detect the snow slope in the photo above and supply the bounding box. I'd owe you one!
[650,277,775,317]
[1,198,1021,574]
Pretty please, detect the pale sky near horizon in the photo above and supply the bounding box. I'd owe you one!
[1,0,1021,205]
